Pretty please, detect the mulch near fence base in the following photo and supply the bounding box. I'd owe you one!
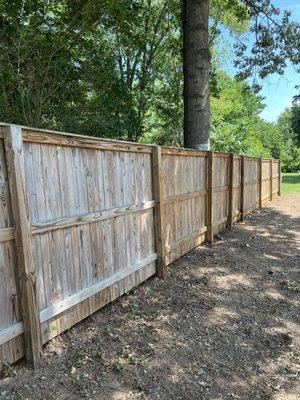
[0,195,299,400]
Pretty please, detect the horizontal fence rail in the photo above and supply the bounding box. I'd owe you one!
[0,123,281,367]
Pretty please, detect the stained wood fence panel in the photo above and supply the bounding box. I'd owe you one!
[161,149,207,266]
[262,159,271,203]
[23,137,156,344]
[0,124,280,366]
[213,153,229,232]
[0,134,25,364]
[272,160,279,195]
[244,157,260,215]
[232,155,242,223]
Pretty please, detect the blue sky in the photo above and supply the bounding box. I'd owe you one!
[221,0,300,123]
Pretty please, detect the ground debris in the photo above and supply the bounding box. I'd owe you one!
[0,196,299,400]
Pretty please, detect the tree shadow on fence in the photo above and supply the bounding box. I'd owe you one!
[1,204,299,400]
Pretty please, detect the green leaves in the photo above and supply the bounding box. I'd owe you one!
[0,0,298,157]
[234,1,300,87]
[210,71,283,157]
[277,105,300,172]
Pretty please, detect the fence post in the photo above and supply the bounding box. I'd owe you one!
[152,146,166,279]
[240,155,245,221]
[259,157,263,208]
[207,151,214,243]
[270,159,273,201]
[3,125,42,368]
[278,160,282,196]
[227,153,234,228]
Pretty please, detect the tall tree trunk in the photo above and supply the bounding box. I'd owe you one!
[183,0,210,150]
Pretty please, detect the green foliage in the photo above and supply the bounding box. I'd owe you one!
[277,105,300,172]
[0,0,180,140]
[234,1,300,91]
[290,104,300,146]
[280,141,300,173]
[0,0,298,159]
[277,109,295,143]
[210,72,283,158]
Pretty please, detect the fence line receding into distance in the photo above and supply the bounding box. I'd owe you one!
[0,123,281,367]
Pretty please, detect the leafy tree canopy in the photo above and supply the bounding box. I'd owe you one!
[277,105,300,172]
[0,0,298,171]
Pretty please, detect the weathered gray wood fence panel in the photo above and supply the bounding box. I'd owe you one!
[0,124,281,366]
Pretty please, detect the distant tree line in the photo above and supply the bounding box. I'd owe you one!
[277,103,300,172]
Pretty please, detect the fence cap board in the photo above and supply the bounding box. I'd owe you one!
[161,146,207,157]
[244,156,261,160]
[214,151,230,157]
[0,124,283,163]
[0,123,156,154]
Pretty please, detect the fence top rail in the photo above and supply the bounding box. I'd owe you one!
[0,123,279,162]
[244,156,260,160]
[161,146,207,157]
[214,151,230,158]
[0,123,156,154]
[262,157,276,162]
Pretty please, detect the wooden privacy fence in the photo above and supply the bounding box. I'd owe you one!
[0,123,281,367]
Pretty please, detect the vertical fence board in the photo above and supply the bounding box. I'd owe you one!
[232,156,241,223]
[272,160,279,195]
[152,147,166,278]
[278,160,282,195]
[259,158,263,208]
[270,159,273,201]
[0,128,25,365]
[227,153,234,228]
[207,151,214,242]
[240,156,245,221]
[4,125,42,368]
[0,123,281,366]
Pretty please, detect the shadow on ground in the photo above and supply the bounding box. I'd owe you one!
[0,196,299,400]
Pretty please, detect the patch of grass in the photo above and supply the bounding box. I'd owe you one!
[282,173,300,195]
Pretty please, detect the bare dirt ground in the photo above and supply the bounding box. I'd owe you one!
[1,195,299,400]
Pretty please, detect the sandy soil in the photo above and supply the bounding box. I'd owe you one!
[0,195,299,400]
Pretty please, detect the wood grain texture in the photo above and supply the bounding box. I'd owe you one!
[31,201,156,234]
[0,227,14,242]
[162,147,207,157]
[270,159,273,201]
[0,136,24,365]
[0,322,24,346]
[259,158,263,208]
[212,154,230,234]
[0,124,279,367]
[207,152,214,243]
[161,152,207,265]
[164,189,207,204]
[4,125,42,368]
[22,137,156,355]
[243,158,259,212]
[278,160,282,195]
[240,156,245,221]
[227,153,234,227]
[22,130,154,154]
[40,253,157,323]
[152,147,166,278]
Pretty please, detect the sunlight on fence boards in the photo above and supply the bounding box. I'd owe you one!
[0,124,280,367]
